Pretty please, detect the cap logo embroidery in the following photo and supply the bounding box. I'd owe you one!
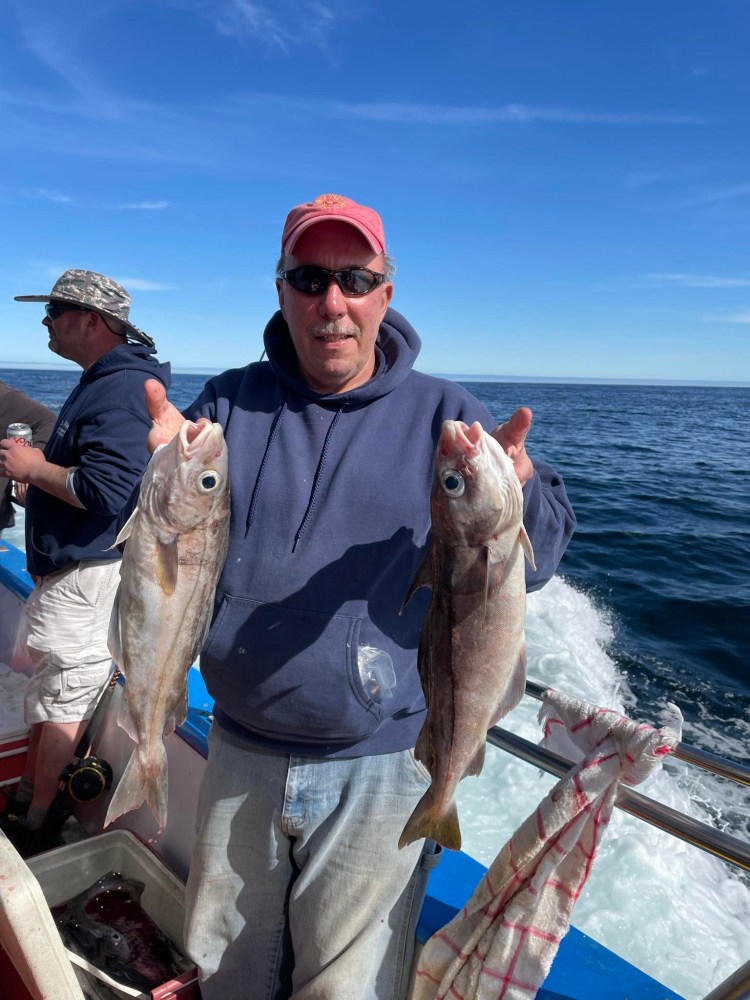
[313,194,348,211]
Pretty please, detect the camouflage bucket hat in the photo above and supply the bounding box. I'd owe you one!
[15,269,155,350]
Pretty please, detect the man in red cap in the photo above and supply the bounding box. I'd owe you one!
[142,195,575,999]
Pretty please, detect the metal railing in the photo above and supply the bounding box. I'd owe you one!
[488,680,750,1000]
[525,678,750,788]
[488,679,750,873]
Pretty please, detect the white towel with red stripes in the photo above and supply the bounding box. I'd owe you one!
[411,689,682,1000]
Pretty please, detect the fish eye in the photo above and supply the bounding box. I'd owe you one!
[440,469,465,497]
[198,470,221,493]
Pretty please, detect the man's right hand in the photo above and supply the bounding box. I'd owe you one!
[145,379,185,453]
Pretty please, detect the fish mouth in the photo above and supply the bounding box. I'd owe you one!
[178,419,224,460]
[438,420,485,475]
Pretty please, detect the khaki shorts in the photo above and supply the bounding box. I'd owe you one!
[23,558,121,725]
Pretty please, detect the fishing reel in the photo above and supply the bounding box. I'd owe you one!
[62,755,114,803]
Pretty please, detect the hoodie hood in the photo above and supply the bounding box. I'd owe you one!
[263,307,421,405]
[80,342,171,387]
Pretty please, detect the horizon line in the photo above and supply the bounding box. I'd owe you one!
[0,361,747,389]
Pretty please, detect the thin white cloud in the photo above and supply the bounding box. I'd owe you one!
[701,308,750,324]
[222,94,704,126]
[341,102,703,126]
[646,273,750,288]
[682,182,750,207]
[18,191,171,211]
[21,188,72,204]
[112,201,171,211]
[215,1,286,47]
[23,262,173,293]
[14,10,124,120]
[212,0,340,50]
[114,277,174,292]
[727,309,750,324]
[22,261,73,282]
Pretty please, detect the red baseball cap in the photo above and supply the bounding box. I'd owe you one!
[281,194,386,256]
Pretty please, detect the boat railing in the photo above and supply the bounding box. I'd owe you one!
[487,679,750,875]
[489,680,750,1000]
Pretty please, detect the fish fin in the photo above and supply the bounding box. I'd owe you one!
[113,506,139,546]
[490,642,528,725]
[155,537,178,595]
[416,629,434,702]
[107,584,123,668]
[464,741,486,778]
[414,722,434,772]
[104,740,169,831]
[520,524,536,571]
[482,545,492,620]
[162,684,189,736]
[115,688,139,742]
[398,790,461,851]
[400,547,434,613]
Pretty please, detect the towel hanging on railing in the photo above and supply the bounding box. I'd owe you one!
[411,689,683,1000]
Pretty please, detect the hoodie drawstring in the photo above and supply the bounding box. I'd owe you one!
[244,402,288,537]
[292,407,342,552]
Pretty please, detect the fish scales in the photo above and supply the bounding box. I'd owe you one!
[399,420,535,851]
[104,420,229,830]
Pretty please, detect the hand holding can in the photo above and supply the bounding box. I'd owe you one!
[3,423,34,501]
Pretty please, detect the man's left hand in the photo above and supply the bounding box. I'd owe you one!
[491,406,534,486]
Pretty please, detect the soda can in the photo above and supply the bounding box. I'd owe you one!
[6,423,33,446]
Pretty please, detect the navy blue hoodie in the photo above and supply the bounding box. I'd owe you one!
[25,343,171,577]
[187,309,575,758]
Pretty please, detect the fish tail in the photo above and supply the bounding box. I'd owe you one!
[398,791,462,851]
[103,740,169,831]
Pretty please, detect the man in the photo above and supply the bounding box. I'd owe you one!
[145,194,575,999]
[0,383,56,544]
[0,270,171,855]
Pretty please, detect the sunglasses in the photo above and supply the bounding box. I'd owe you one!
[45,302,90,321]
[280,266,385,297]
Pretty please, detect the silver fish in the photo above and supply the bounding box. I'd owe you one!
[399,420,535,851]
[105,420,229,830]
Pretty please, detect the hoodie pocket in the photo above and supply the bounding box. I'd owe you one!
[201,595,382,744]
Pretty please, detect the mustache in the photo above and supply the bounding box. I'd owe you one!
[308,322,360,339]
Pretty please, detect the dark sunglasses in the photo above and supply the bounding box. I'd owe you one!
[45,302,89,321]
[280,265,385,297]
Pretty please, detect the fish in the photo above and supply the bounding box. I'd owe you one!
[51,871,190,990]
[399,420,535,851]
[105,419,230,830]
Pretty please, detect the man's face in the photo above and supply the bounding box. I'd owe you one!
[276,221,393,394]
[43,304,91,364]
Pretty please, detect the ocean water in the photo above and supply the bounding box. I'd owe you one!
[2,368,749,999]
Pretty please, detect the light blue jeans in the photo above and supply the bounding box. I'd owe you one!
[184,725,440,999]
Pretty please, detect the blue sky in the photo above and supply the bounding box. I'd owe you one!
[1,0,749,382]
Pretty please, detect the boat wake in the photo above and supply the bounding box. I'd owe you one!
[457,575,750,1000]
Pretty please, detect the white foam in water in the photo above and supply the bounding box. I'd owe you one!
[457,576,750,1000]
[2,505,26,550]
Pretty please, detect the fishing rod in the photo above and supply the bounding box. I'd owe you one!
[28,669,120,855]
